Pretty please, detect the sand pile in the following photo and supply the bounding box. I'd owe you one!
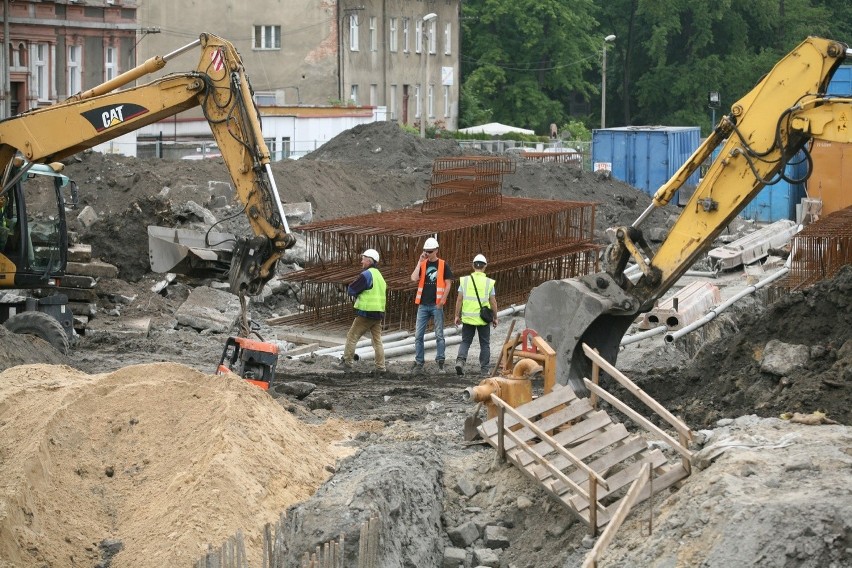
[0,362,360,567]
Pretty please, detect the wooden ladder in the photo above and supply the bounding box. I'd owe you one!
[477,343,693,534]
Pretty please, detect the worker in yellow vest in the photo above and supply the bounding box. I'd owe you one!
[341,248,387,375]
[453,254,498,377]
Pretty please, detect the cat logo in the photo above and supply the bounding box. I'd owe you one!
[81,103,149,132]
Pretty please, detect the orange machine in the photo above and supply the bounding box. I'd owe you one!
[216,336,279,390]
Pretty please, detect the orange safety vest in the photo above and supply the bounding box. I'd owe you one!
[415,258,447,305]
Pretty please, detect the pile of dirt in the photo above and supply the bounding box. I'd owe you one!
[60,123,671,282]
[0,362,362,568]
[0,327,67,372]
[637,265,852,427]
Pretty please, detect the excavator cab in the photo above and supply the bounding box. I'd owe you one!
[0,159,68,289]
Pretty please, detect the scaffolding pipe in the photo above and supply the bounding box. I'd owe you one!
[306,331,410,357]
[665,267,790,343]
[365,335,464,361]
[319,304,525,360]
[621,325,668,346]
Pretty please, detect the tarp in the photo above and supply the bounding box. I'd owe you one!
[457,122,535,136]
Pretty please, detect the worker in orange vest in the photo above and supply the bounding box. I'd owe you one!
[409,236,454,373]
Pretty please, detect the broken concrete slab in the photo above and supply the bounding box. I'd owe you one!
[84,317,151,341]
[66,260,119,279]
[174,285,243,333]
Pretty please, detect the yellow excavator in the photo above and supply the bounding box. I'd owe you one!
[0,33,296,356]
[525,36,852,393]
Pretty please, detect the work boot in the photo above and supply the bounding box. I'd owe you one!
[455,359,465,377]
[410,362,424,375]
[437,360,445,371]
[480,368,491,378]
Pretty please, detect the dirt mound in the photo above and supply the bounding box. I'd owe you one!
[303,120,466,169]
[0,327,67,371]
[0,362,361,568]
[639,265,852,427]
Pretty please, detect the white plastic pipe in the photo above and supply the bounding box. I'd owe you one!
[621,325,667,346]
[307,330,410,356]
[665,266,790,343]
[320,304,526,359]
[359,335,464,361]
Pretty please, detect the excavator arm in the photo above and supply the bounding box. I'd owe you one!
[0,33,294,295]
[526,36,852,392]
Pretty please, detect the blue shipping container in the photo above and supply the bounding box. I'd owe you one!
[827,64,851,95]
[740,151,809,223]
[591,126,701,198]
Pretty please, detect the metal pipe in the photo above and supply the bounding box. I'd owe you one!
[318,304,526,360]
[288,330,410,359]
[512,358,542,378]
[621,325,667,346]
[665,266,789,343]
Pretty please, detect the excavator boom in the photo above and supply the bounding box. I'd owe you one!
[526,37,852,392]
[0,33,294,295]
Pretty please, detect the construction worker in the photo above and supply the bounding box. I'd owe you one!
[453,254,498,376]
[341,248,387,374]
[410,236,454,373]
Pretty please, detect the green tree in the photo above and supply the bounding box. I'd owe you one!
[460,0,600,133]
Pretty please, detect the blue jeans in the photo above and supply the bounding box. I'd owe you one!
[456,323,492,372]
[414,304,445,365]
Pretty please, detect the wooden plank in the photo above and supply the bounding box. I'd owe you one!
[528,423,630,476]
[582,464,651,567]
[634,463,690,502]
[484,397,594,452]
[582,343,693,440]
[523,410,612,460]
[569,449,667,510]
[479,385,577,437]
[283,342,321,356]
[564,436,647,486]
[585,380,693,461]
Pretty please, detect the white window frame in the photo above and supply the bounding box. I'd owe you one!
[444,23,452,55]
[369,17,377,52]
[104,46,118,82]
[349,15,360,51]
[415,20,422,54]
[32,43,49,101]
[68,45,82,96]
[253,25,281,50]
[254,91,277,106]
[350,84,359,105]
[402,18,410,53]
[415,84,421,118]
[428,84,434,118]
[444,85,450,118]
[428,20,437,55]
[389,18,398,52]
[390,84,397,120]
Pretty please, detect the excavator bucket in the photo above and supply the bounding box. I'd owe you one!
[524,273,639,395]
[147,225,235,277]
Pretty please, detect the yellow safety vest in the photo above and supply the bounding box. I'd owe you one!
[354,267,387,312]
[459,272,494,325]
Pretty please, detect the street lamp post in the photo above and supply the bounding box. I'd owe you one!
[708,91,721,130]
[420,12,437,138]
[601,34,616,129]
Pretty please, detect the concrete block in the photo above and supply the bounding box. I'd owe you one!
[483,525,510,549]
[447,520,480,548]
[76,205,99,228]
[637,281,721,330]
[472,548,500,567]
[174,285,242,333]
[709,220,798,269]
[442,547,467,568]
[67,243,92,263]
[66,261,119,279]
[85,317,151,340]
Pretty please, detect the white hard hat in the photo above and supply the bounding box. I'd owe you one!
[473,254,487,265]
[362,248,380,262]
[423,237,439,250]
